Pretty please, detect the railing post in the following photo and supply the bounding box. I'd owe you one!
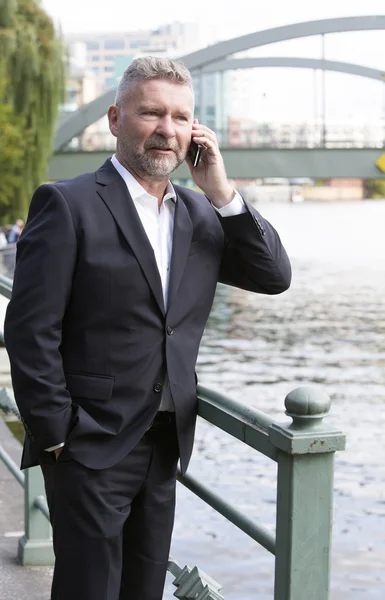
[269,386,346,600]
[18,466,54,565]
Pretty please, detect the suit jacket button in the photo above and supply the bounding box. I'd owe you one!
[166,326,173,335]
[153,383,162,393]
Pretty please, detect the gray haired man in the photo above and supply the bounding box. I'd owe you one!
[4,56,291,599]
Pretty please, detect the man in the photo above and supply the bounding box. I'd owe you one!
[4,57,291,600]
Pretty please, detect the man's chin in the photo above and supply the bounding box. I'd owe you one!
[144,157,181,178]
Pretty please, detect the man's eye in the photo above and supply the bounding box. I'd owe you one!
[144,111,158,116]
[176,116,188,121]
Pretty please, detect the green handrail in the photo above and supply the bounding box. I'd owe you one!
[177,470,276,554]
[0,273,13,299]
[0,444,24,486]
[197,384,277,460]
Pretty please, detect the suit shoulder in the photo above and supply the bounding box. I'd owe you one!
[52,171,96,195]
[32,172,97,214]
[34,172,95,197]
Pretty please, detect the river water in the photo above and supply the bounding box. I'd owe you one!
[165,200,385,599]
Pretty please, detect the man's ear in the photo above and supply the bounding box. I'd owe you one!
[108,105,119,138]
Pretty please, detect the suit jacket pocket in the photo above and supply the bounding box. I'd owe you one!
[65,371,114,401]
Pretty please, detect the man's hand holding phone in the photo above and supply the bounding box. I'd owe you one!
[187,140,202,168]
[185,119,235,209]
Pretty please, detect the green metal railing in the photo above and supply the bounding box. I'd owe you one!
[0,273,346,599]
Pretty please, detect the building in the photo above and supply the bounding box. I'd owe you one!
[61,67,100,116]
[65,22,201,92]
[63,25,259,138]
[60,42,101,117]
[192,71,232,132]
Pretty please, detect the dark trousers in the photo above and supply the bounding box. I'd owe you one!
[40,416,179,600]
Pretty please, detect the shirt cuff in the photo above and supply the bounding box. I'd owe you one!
[212,191,247,217]
[45,442,65,452]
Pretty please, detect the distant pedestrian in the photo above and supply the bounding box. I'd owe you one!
[7,219,24,243]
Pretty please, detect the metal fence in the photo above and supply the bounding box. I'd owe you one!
[0,273,346,599]
[0,244,16,279]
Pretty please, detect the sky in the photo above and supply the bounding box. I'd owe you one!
[41,0,385,41]
[41,0,385,123]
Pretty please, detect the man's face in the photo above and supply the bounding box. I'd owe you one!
[108,79,194,179]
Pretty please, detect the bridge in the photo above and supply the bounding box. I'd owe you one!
[50,15,385,180]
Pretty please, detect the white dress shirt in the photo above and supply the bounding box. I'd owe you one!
[111,155,177,311]
[45,155,246,450]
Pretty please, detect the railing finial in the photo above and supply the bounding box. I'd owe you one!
[285,385,331,429]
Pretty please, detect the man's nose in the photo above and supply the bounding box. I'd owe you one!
[155,116,176,138]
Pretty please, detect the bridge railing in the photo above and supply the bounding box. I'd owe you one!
[0,273,346,599]
[0,244,16,280]
[61,124,385,152]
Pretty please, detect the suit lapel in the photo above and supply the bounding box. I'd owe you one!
[95,160,165,316]
[167,191,193,314]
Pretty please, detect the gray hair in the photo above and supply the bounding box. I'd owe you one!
[114,56,193,104]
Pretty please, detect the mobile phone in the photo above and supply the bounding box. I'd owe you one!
[188,140,202,167]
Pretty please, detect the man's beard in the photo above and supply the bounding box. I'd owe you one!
[118,133,184,178]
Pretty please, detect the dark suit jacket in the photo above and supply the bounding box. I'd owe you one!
[4,159,291,473]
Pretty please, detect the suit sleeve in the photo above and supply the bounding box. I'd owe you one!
[218,202,292,294]
[4,184,77,452]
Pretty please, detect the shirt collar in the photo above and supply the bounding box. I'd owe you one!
[111,154,176,204]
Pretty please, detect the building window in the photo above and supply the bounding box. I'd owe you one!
[130,39,150,48]
[104,39,125,50]
[104,66,114,73]
[91,56,100,62]
[107,54,126,63]
[66,88,78,103]
[206,106,215,116]
[86,41,99,51]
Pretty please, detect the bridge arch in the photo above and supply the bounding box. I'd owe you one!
[181,15,385,70]
[54,16,385,151]
[200,57,385,80]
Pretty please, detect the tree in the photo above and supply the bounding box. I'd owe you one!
[0,100,31,221]
[0,0,65,222]
[364,179,385,200]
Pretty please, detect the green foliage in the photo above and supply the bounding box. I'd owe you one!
[0,0,65,222]
[365,179,385,199]
[0,101,31,221]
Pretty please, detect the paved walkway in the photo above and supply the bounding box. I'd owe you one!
[0,290,52,598]
[0,417,52,599]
